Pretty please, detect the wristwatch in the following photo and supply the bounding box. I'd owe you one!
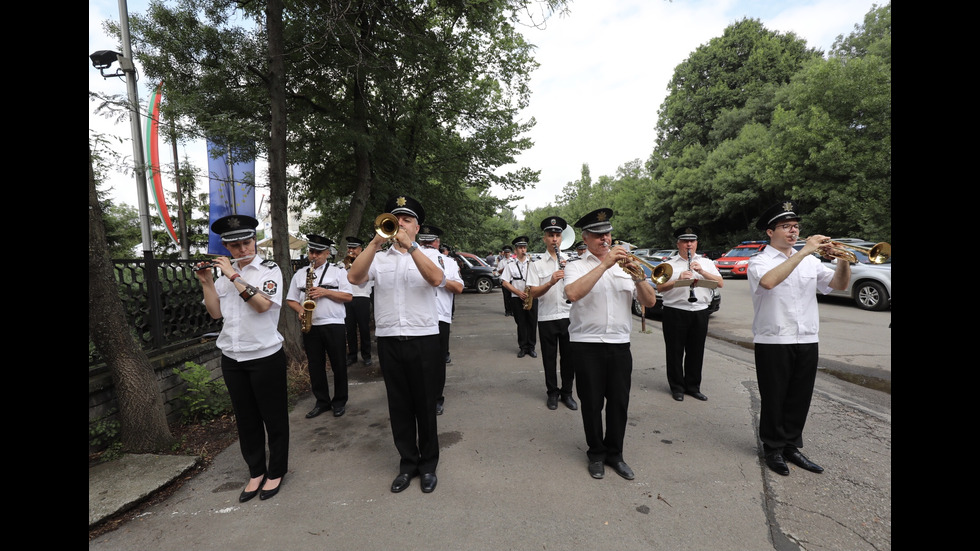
[407,241,420,254]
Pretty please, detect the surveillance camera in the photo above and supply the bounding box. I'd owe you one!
[90,50,121,70]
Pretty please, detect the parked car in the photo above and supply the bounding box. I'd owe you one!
[647,249,677,262]
[452,252,501,294]
[793,240,891,311]
[714,241,768,278]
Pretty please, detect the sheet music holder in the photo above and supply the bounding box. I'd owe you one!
[673,278,719,289]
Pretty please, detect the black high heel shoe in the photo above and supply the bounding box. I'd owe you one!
[259,475,284,500]
[239,475,265,503]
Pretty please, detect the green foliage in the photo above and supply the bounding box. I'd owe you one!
[172,361,232,424]
[89,414,121,449]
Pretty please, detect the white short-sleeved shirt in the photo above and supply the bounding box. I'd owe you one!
[286,262,353,325]
[369,246,445,337]
[661,253,722,311]
[500,256,532,297]
[747,245,836,344]
[212,256,284,361]
[434,253,463,323]
[563,250,637,343]
[526,252,570,321]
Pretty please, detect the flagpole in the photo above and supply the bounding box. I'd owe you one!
[117,0,153,255]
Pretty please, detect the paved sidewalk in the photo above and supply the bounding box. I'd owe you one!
[89,290,890,550]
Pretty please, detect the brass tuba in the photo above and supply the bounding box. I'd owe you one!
[300,264,316,333]
[820,241,891,264]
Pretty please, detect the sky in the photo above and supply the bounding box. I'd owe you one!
[89,0,882,220]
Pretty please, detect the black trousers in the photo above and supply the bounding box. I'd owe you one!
[304,323,348,408]
[221,348,289,479]
[661,306,710,394]
[538,318,573,397]
[754,343,819,454]
[502,285,513,314]
[571,342,632,463]
[377,334,441,475]
[437,320,451,406]
[509,296,538,352]
[345,296,373,361]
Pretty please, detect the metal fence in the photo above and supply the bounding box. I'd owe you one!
[88,258,308,365]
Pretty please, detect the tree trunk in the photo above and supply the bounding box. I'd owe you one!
[343,68,373,244]
[89,146,174,452]
[266,0,304,363]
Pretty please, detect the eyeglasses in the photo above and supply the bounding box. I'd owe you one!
[775,223,800,232]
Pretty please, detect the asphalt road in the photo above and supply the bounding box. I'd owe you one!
[89,286,890,551]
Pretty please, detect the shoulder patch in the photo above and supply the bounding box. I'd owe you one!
[438,256,445,269]
[262,280,278,295]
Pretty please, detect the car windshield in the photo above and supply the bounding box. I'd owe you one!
[720,248,741,258]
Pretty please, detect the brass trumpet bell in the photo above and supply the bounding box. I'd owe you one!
[375,213,399,240]
[618,252,673,284]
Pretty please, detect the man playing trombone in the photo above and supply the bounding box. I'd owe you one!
[748,200,850,477]
[655,225,724,402]
[563,208,657,481]
[347,195,447,494]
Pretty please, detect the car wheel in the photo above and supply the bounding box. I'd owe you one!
[476,277,493,294]
[854,281,889,311]
[631,299,643,317]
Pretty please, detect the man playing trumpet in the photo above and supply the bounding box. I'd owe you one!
[747,200,850,477]
[563,208,657,481]
[347,195,447,494]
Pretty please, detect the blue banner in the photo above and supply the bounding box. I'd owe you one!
[207,140,256,255]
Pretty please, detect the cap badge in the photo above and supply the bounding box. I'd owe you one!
[227,217,241,229]
[396,196,407,207]
[596,211,607,222]
[782,201,794,212]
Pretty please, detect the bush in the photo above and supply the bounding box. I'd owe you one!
[173,361,232,423]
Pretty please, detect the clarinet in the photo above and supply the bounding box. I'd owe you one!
[687,247,698,303]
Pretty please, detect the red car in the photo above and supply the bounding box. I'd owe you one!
[713,241,768,278]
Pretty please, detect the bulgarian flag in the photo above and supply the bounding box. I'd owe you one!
[145,81,179,245]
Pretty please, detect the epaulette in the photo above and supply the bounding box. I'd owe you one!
[261,259,278,267]
[565,257,581,262]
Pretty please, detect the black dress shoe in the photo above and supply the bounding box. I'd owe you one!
[363,358,373,366]
[333,406,346,417]
[687,391,708,401]
[561,395,578,411]
[517,349,526,358]
[239,476,265,503]
[391,472,415,493]
[546,395,558,410]
[305,405,326,419]
[765,452,790,476]
[527,349,537,358]
[588,460,605,479]
[436,402,444,415]
[420,473,438,493]
[783,449,824,473]
[346,357,357,366]
[672,392,684,401]
[259,476,283,500]
[605,460,635,480]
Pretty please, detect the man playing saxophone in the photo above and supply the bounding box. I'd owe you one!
[500,235,538,358]
[286,234,353,419]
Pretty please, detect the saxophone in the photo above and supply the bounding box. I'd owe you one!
[300,264,316,333]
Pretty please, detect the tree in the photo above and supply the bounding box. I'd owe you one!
[89,145,174,453]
